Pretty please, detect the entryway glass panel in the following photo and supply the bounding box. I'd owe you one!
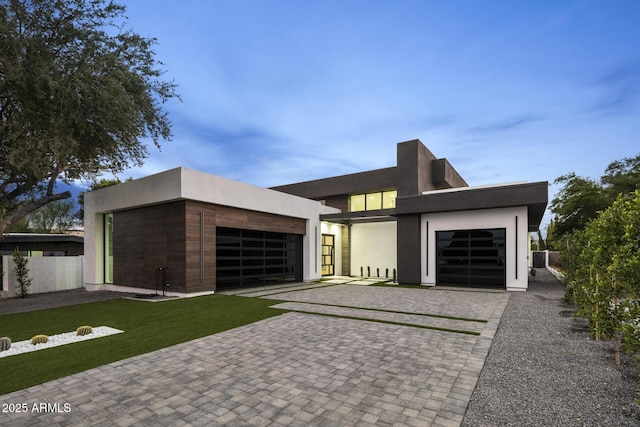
[321,234,335,276]
[104,213,114,283]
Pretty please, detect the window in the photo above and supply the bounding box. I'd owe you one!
[367,193,382,210]
[382,190,397,209]
[104,213,114,284]
[349,190,396,212]
[349,194,365,212]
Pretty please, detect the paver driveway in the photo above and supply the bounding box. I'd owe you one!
[1,283,509,426]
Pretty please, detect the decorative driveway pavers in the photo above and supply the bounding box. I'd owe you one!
[1,285,510,427]
[261,284,509,321]
[268,302,487,335]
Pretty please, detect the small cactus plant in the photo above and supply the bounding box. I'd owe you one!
[76,325,93,336]
[31,334,49,345]
[0,337,11,352]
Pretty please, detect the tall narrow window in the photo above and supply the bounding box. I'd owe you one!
[104,213,114,283]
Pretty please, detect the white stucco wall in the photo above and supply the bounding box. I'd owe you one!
[420,207,529,291]
[84,167,339,292]
[350,221,397,278]
[2,256,83,297]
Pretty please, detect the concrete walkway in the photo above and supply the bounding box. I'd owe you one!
[1,284,510,427]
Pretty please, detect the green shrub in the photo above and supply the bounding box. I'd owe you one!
[0,337,11,352]
[30,335,49,345]
[13,250,32,298]
[76,326,93,336]
[564,190,640,367]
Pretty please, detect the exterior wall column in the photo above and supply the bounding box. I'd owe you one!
[396,214,422,285]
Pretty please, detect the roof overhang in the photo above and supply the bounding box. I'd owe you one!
[1,233,84,243]
[394,181,548,231]
[320,209,397,224]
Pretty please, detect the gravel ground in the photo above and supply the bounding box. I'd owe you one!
[462,268,640,427]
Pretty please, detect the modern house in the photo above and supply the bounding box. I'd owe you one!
[84,139,548,295]
[0,233,84,256]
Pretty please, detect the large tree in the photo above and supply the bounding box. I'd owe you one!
[75,177,122,224]
[601,153,640,198]
[0,0,178,235]
[550,153,640,239]
[549,173,610,238]
[27,199,77,233]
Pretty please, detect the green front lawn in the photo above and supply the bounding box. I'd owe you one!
[0,295,287,395]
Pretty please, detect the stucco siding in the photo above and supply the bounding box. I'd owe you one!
[350,222,397,278]
[421,207,529,291]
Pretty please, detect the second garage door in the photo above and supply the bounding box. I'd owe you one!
[436,228,506,288]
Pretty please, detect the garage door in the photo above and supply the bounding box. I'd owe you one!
[216,227,302,289]
[436,228,506,288]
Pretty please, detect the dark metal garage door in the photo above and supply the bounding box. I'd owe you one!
[436,228,506,288]
[216,227,302,289]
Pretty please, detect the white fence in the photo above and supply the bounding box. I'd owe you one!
[1,256,84,298]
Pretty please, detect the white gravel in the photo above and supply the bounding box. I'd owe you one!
[0,327,123,358]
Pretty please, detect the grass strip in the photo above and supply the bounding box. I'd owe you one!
[289,310,481,336]
[370,282,431,289]
[267,300,487,323]
[0,295,288,395]
[248,283,338,298]
[219,282,325,296]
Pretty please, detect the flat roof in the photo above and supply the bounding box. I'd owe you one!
[396,181,549,231]
[1,233,84,243]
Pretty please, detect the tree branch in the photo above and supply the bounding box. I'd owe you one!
[0,190,71,236]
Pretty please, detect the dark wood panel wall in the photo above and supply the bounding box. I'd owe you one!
[113,200,307,293]
[184,201,217,293]
[113,201,187,292]
[213,205,307,235]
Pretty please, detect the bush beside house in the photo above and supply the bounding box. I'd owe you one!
[563,190,640,367]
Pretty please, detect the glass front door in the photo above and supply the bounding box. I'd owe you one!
[321,234,335,276]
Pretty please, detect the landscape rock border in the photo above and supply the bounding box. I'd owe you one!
[0,327,123,358]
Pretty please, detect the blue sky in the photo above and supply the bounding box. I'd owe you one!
[109,1,639,229]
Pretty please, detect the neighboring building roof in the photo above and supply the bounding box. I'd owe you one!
[1,233,84,244]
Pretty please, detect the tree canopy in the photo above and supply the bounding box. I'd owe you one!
[549,173,611,238]
[550,153,640,239]
[0,0,178,235]
[22,199,77,233]
[75,177,122,224]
